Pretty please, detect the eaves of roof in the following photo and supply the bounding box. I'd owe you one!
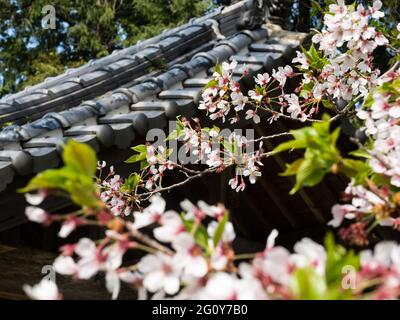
[0,0,305,197]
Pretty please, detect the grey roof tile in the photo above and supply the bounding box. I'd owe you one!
[0,102,17,115]
[0,161,15,192]
[212,42,238,58]
[64,125,115,148]
[157,68,189,89]
[44,105,98,128]
[0,150,33,175]
[184,57,212,76]
[67,135,100,152]
[230,52,271,66]
[226,33,253,50]
[98,112,148,135]
[17,117,62,141]
[25,147,60,173]
[158,88,202,103]
[0,1,308,193]
[183,78,211,88]
[0,125,22,144]
[79,71,110,86]
[249,42,295,62]
[135,47,163,61]
[139,111,167,130]
[249,42,286,53]
[178,25,208,39]
[128,82,162,101]
[109,123,137,149]
[23,136,64,149]
[131,100,192,120]
[48,81,83,97]
[93,93,132,115]
[148,35,184,53]
[14,93,51,109]
[191,52,219,65]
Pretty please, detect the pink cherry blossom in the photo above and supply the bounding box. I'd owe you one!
[23,280,61,300]
[138,253,182,295]
[292,52,309,70]
[131,195,165,229]
[153,211,185,243]
[255,73,271,86]
[172,233,208,278]
[25,206,48,224]
[245,109,261,124]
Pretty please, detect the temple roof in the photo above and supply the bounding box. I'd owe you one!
[0,0,329,240]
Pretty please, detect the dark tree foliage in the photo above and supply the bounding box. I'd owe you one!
[0,0,211,97]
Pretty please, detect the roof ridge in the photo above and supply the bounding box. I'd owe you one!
[0,0,250,104]
[0,0,310,200]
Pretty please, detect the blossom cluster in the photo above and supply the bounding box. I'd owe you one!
[199,60,298,123]
[329,73,400,243]
[98,162,133,216]
[199,1,391,127]
[142,144,175,191]
[18,0,400,301]
[310,0,387,101]
[23,195,400,300]
[329,184,397,246]
[136,118,266,194]
[357,88,400,187]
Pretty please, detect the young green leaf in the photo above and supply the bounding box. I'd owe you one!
[62,139,97,177]
[213,212,229,247]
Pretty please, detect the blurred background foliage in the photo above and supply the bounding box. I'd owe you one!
[0,0,399,98]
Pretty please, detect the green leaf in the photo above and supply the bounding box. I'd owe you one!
[19,166,99,208]
[121,173,141,192]
[275,116,342,194]
[322,99,334,110]
[341,158,372,184]
[280,158,305,177]
[213,212,229,247]
[19,167,77,193]
[302,43,328,70]
[126,144,148,164]
[213,64,222,76]
[204,79,218,89]
[166,130,179,141]
[20,140,100,208]
[324,233,360,293]
[349,149,371,159]
[290,267,327,300]
[62,140,97,177]
[131,144,147,153]
[140,159,149,170]
[300,81,314,98]
[291,157,326,194]
[125,153,147,164]
[181,215,209,253]
[273,139,307,154]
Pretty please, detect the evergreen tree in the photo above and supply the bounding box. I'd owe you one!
[0,0,211,97]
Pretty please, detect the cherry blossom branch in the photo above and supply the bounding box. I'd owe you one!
[136,166,229,199]
[250,132,292,143]
[129,226,174,255]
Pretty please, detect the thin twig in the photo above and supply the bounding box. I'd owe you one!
[129,227,174,255]
[138,166,222,198]
[250,132,292,143]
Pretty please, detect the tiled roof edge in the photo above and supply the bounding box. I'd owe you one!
[0,0,252,104]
